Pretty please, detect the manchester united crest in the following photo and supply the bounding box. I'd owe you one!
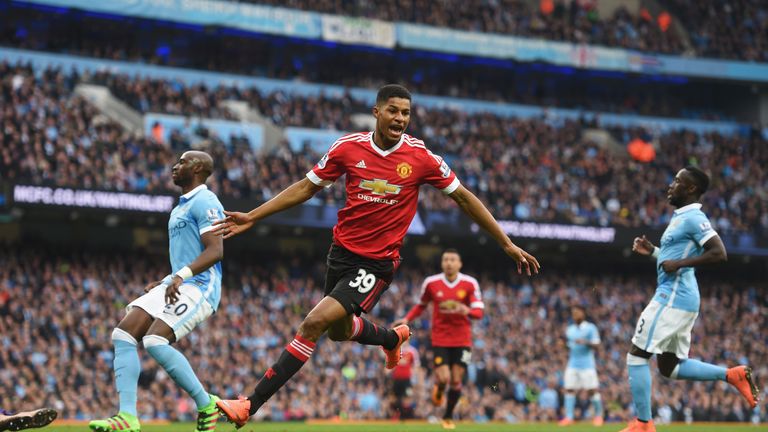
[396,162,412,179]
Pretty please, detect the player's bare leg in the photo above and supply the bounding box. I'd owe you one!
[218,296,409,427]
[0,408,58,431]
[432,364,450,406]
[218,297,348,428]
[441,364,465,429]
[89,308,153,432]
[329,311,410,369]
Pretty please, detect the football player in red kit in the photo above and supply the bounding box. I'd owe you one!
[395,249,482,429]
[211,84,539,428]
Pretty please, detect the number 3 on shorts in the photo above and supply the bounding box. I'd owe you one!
[349,269,377,293]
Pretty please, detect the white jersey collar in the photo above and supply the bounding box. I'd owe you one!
[441,273,462,288]
[181,184,208,201]
[674,203,702,215]
[369,131,404,157]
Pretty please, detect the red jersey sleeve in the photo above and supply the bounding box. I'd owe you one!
[422,149,460,194]
[466,276,484,310]
[405,278,432,321]
[306,138,348,187]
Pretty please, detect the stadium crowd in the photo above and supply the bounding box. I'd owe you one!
[3,62,767,237]
[0,246,764,424]
[245,0,768,62]
[0,3,747,121]
[250,0,685,55]
[6,0,768,62]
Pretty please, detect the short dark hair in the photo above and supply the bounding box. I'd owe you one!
[572,304,586,313]
[376,84,411,105]
[443,248,461,258]
[684,165,710,195]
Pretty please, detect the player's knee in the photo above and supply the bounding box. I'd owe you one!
[142,334,170,358]
[628,344,652,359]
[327,326,351,342]
[626,353,650,366]
[112,328,138,346]
[298,316,328,341]
[657,353,680,378]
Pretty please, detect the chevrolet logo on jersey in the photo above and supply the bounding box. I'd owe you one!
[359,179,401,196]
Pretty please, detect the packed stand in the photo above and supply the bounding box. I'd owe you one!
[663,0,768,62]
[245,0,684,55]
[3,62,767,236]
[0,246,765,423]
[0,3,739,121]
[80,71,768,236]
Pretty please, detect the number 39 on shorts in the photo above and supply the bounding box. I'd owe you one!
[349,269,377,293]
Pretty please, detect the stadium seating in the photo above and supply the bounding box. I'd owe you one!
[0,246,763,422]
[239,0,768,62]
[3,62,766,235]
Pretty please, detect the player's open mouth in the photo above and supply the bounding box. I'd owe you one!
[389,125,403,135]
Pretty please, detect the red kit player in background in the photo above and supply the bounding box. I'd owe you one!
[211,84,540,427]
[395,249,482,429]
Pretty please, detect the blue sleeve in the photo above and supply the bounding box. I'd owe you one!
[590,324,601,344]
[192,193,225,235]
[686,212,718,247]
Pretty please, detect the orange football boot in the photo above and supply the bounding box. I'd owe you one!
[383,324,411,369]
[619,419,655,432]
[726,365,759,408]
[216,396,251,429]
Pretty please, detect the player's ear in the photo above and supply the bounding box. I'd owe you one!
[372,104,380,119]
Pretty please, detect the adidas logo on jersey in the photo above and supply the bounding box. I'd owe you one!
[356,160,367,169]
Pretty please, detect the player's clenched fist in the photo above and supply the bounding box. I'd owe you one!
[632,235,655,255]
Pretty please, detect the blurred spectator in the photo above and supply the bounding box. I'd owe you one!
[2,62,766,236]
[627,138,656,162]
[1,246,764,423]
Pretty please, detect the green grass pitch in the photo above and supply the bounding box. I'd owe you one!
[43,422,766,431]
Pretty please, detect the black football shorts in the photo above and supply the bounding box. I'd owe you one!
[324,243,400,315]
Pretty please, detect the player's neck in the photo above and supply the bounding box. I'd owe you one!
[372,131,399,150]
[675,197,698,209]
[181,181,203,195]
[444,273,459,282]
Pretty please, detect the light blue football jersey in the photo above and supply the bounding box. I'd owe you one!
[168,184,224,310]
[653,203,718,312]
[566,321,600,369]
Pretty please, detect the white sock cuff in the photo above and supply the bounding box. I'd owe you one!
[112,328,138,345]
[627,353,650,366]
[143,335,170,348]
[591,393,602,402]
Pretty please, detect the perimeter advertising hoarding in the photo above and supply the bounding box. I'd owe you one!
[6,184,766,255]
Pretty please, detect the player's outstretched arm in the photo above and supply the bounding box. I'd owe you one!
[166,231,224,303]
[448,185,540,275]
[660,235,727,273]
[212,178,323,239]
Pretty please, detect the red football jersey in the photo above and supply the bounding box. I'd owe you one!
[307,132,460,260]
[414,273,484,347]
